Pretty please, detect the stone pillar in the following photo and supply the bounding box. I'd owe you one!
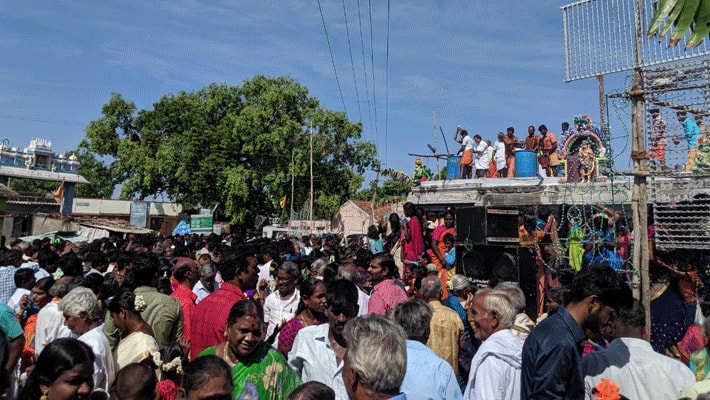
[61,182,75,216]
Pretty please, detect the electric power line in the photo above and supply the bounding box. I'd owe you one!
[341,0,363,123]
[316,0,348,116]
[385,0,391,164]
[356,0,374,138]
[367,0,379,141]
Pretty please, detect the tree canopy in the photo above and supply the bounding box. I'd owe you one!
[80,76,377,229]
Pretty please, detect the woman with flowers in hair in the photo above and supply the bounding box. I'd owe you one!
[200,299,301,399]
[108,291,159,369]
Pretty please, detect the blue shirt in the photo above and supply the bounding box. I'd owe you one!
[683,118,701,147]
[400,340,461,400]
[520,306,586,400]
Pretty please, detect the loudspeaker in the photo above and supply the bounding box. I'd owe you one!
[457,244,537,318]
[457,207,519,245]
[456,207,485,245]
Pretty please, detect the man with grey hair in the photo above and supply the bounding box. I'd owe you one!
[337,262,369,316]
[192,262,219,304]
[391,299,462,400]
[494,281,535,339]
[264,261,301,347]
[421,275,464,380]
[60,286,115,392]
[464,288,524,400]
[342,315,408,400]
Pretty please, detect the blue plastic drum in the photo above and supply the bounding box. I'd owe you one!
[447,156,461,180]
[515,150,538,177]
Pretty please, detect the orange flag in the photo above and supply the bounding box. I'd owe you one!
[53,180,65,203]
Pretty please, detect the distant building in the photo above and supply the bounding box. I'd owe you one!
[331,200,402,236]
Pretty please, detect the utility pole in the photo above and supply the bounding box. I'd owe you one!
[309,121,314,234]
[630,0,651,330]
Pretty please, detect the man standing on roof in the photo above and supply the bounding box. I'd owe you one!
[454,126,474,179]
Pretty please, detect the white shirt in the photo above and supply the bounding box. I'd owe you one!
[474,141,490,170]
[35,301,75,356]
[79,325,116,392]
[494,140,506,169]
[464,329,524,400]
[263,288,300,347]
[357,289,369,317]
[192,280,219,304]
[288,324,348,400]
[461,135,475,151]
[7,288,30,314]
[582,337,695,400]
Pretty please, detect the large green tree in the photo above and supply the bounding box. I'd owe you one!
[81,76,376,228]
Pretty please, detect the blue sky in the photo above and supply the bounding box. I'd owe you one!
[0,0,635,191]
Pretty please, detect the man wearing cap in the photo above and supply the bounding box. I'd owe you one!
[454,127,475,179]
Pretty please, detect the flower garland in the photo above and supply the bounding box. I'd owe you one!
[134,295,147,312]
[592,378,621,400]
[151,352,184,375]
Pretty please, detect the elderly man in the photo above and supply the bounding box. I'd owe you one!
[60,287,115,392]
[464,288,524,400]
[342,315,408,400]
[421,276,464,379]
[494,281,535,339]
[392,299,461,400]
[289,280,360,400]
[583,299,694,400]
[263,261,300,346]
[192,263,219,304]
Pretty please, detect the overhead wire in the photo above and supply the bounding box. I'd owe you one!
[316,0,348,116]
[341,0,363,123]
[367,0,379,141]
[384,0,391,164]
[356,0,374,140]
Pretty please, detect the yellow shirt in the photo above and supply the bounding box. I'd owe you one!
[426,301,464,378]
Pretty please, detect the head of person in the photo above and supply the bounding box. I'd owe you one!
[567,265,633,331]
[275,261,300,297]
[110,363,157,400]
[390,299,432,344]
[470,288,515,341]
[295,277,327,316]
[60,287,101,336]
[107,291,145,335]
[287,381,335,400]
[368,253,398,284]
[649,108,659,118]
[442,209,455,228]
[366,225,379,240]
[539,124,548,135]
[494,281,526,314]
[14,268,35,290]
[342,316,407,399]
[173,259,200,288]
[131,253,160,287]
[449,274,472,299]
[197,253,212,266]
[221,254,259,291]
[497,131,504,140]
[562,121,569,131]
[226,300,264,359]
[20,338,95,400]
[309,257,329,278]
[420,276,443,301]
[545,286,567,314]
[416,251,431,268]
[325,280,359,337]
[403,202,416,218]
[460,129,469,137]
[336,262,360,285]
[507,127,515,136]
[677,111,687,121]
[442,233,455,253]
[388,213,401,232]
[32,277,55,309]
[610,298,646,340]
[197,263,217,292]
[527,125,535,136]
[473,134,482,143]
[177,355,232,400]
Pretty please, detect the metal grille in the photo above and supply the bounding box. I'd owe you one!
[643,58,710,175]
[653,194,710,250]
[562,0,710,82]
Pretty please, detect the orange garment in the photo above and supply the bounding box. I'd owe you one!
[460,150,473,166]
[21,313,38,372]
[506,155,516,177]
[680,270,699,302]
[486,160,497,178]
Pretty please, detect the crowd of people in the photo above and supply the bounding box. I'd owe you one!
[452,124,566,179]
[0,198,706,400]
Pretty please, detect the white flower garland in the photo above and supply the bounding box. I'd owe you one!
[151,351,184,375]
[134,295,147,312]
